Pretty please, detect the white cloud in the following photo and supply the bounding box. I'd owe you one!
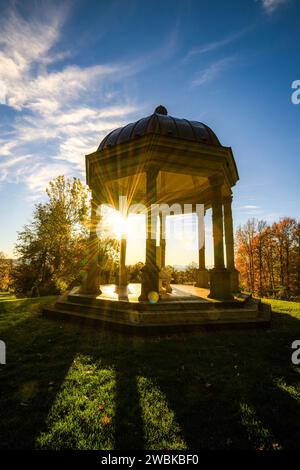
[260,0,288,14]
[12,105,138,170]
[3,63,119,111]
[192,56,236,86]
[0,4,142,192]
[24,162,74,192]
[239,205,260,210]
[0,4,68,105]
[0,155,32,183]
[0,140,16,157]
[0,154,31,171]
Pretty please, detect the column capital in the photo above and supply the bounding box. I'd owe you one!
[146,165,159,178]
[209,174,224,188]
[223,195,233,205]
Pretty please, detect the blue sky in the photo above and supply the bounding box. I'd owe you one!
[0,0,299,265]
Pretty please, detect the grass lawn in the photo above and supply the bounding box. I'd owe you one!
[0,291,300,450]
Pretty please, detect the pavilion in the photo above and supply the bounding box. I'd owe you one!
[82,105,239,300]
[44,106,271,331]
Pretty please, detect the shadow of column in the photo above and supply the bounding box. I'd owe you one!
[114,365,145,450]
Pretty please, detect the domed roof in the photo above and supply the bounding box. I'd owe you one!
[98,105,221,151]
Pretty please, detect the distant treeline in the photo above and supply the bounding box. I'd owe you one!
[236,218,300,300]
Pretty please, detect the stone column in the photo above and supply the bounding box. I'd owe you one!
[160,212,166,269]
[223,195,239,292]
[158,212,172,294]
[118,198,128,300]
[208,176,232,299]
[81,194,101,295]
[195,210,209,288]
[139,168,160,301]
[118,235,128,300]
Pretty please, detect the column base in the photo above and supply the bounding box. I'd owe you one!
[208,268,232,300]
[116,285,129,301]
[195,268,209,288]
[80,270,101,296]
[115,286,129,301]
[159,268,172,294]
[229,268,240,293]
[138,264,160,301]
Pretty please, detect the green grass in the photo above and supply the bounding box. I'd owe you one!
[0,291,300,450]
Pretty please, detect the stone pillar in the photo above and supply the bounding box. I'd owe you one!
[118,235,128,300]
[158,212,172,294]
[208,176,232,299]
[223,195,239,292]
[81,195,101,295]
[118,196,128,300]
[160,212,166,269]
[195,210,209,288]
[139,168,160,301]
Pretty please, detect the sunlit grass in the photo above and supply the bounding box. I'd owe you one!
[137,376,187,450]
[37,354,116,450]
[275,378,300,403]
[239,402,280,450]
[263,298,300,318]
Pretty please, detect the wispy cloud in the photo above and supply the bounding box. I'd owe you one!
[0,155,33,184]
[260,0,289,14]
[192,56,236,86]
[185,27,251,62]
[0,3,143,191]
[239,205,260,210]
[24,161,75,192]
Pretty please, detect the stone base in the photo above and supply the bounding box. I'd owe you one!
[208,268,232,300]
[230,268,240,293]
[195,268,209,288]
[43,286,272,334]
[115,284,129,301]
[80,270,101,295]
[160,268,172,294]
[139,264,160,301]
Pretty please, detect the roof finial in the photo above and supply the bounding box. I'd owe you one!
[154,105,168,115]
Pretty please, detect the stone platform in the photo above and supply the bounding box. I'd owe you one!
[42,284,272,334]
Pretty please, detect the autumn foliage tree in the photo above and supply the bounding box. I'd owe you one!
[0,252,13,291]
[11,176,91,296]
[236,217,300,299]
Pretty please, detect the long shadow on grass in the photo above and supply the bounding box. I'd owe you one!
[0,315,80,449]
[1,308,300,449]
[132,311,300,449]
[76,310,300,449]
[114,365,145,449]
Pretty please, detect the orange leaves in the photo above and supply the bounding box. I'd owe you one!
[98,404,111,426]
[102,415,111,426]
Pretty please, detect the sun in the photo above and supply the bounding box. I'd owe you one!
[100,205,146,242]
[101,206,127,240]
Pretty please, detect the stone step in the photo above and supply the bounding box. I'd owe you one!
[44,300,271,331]
[66,294,246,312]
[56,299,255,319]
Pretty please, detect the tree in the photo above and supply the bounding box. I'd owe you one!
[12,176,90,296]
[236,217,300,299]
[236,219,257,292]
[0,252,12,291]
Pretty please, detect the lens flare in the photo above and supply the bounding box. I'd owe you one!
[148,291,159,304]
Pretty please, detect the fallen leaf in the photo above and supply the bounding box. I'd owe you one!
[102,415,111,426]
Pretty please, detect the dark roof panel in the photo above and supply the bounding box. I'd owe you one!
[98,108,221,150]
